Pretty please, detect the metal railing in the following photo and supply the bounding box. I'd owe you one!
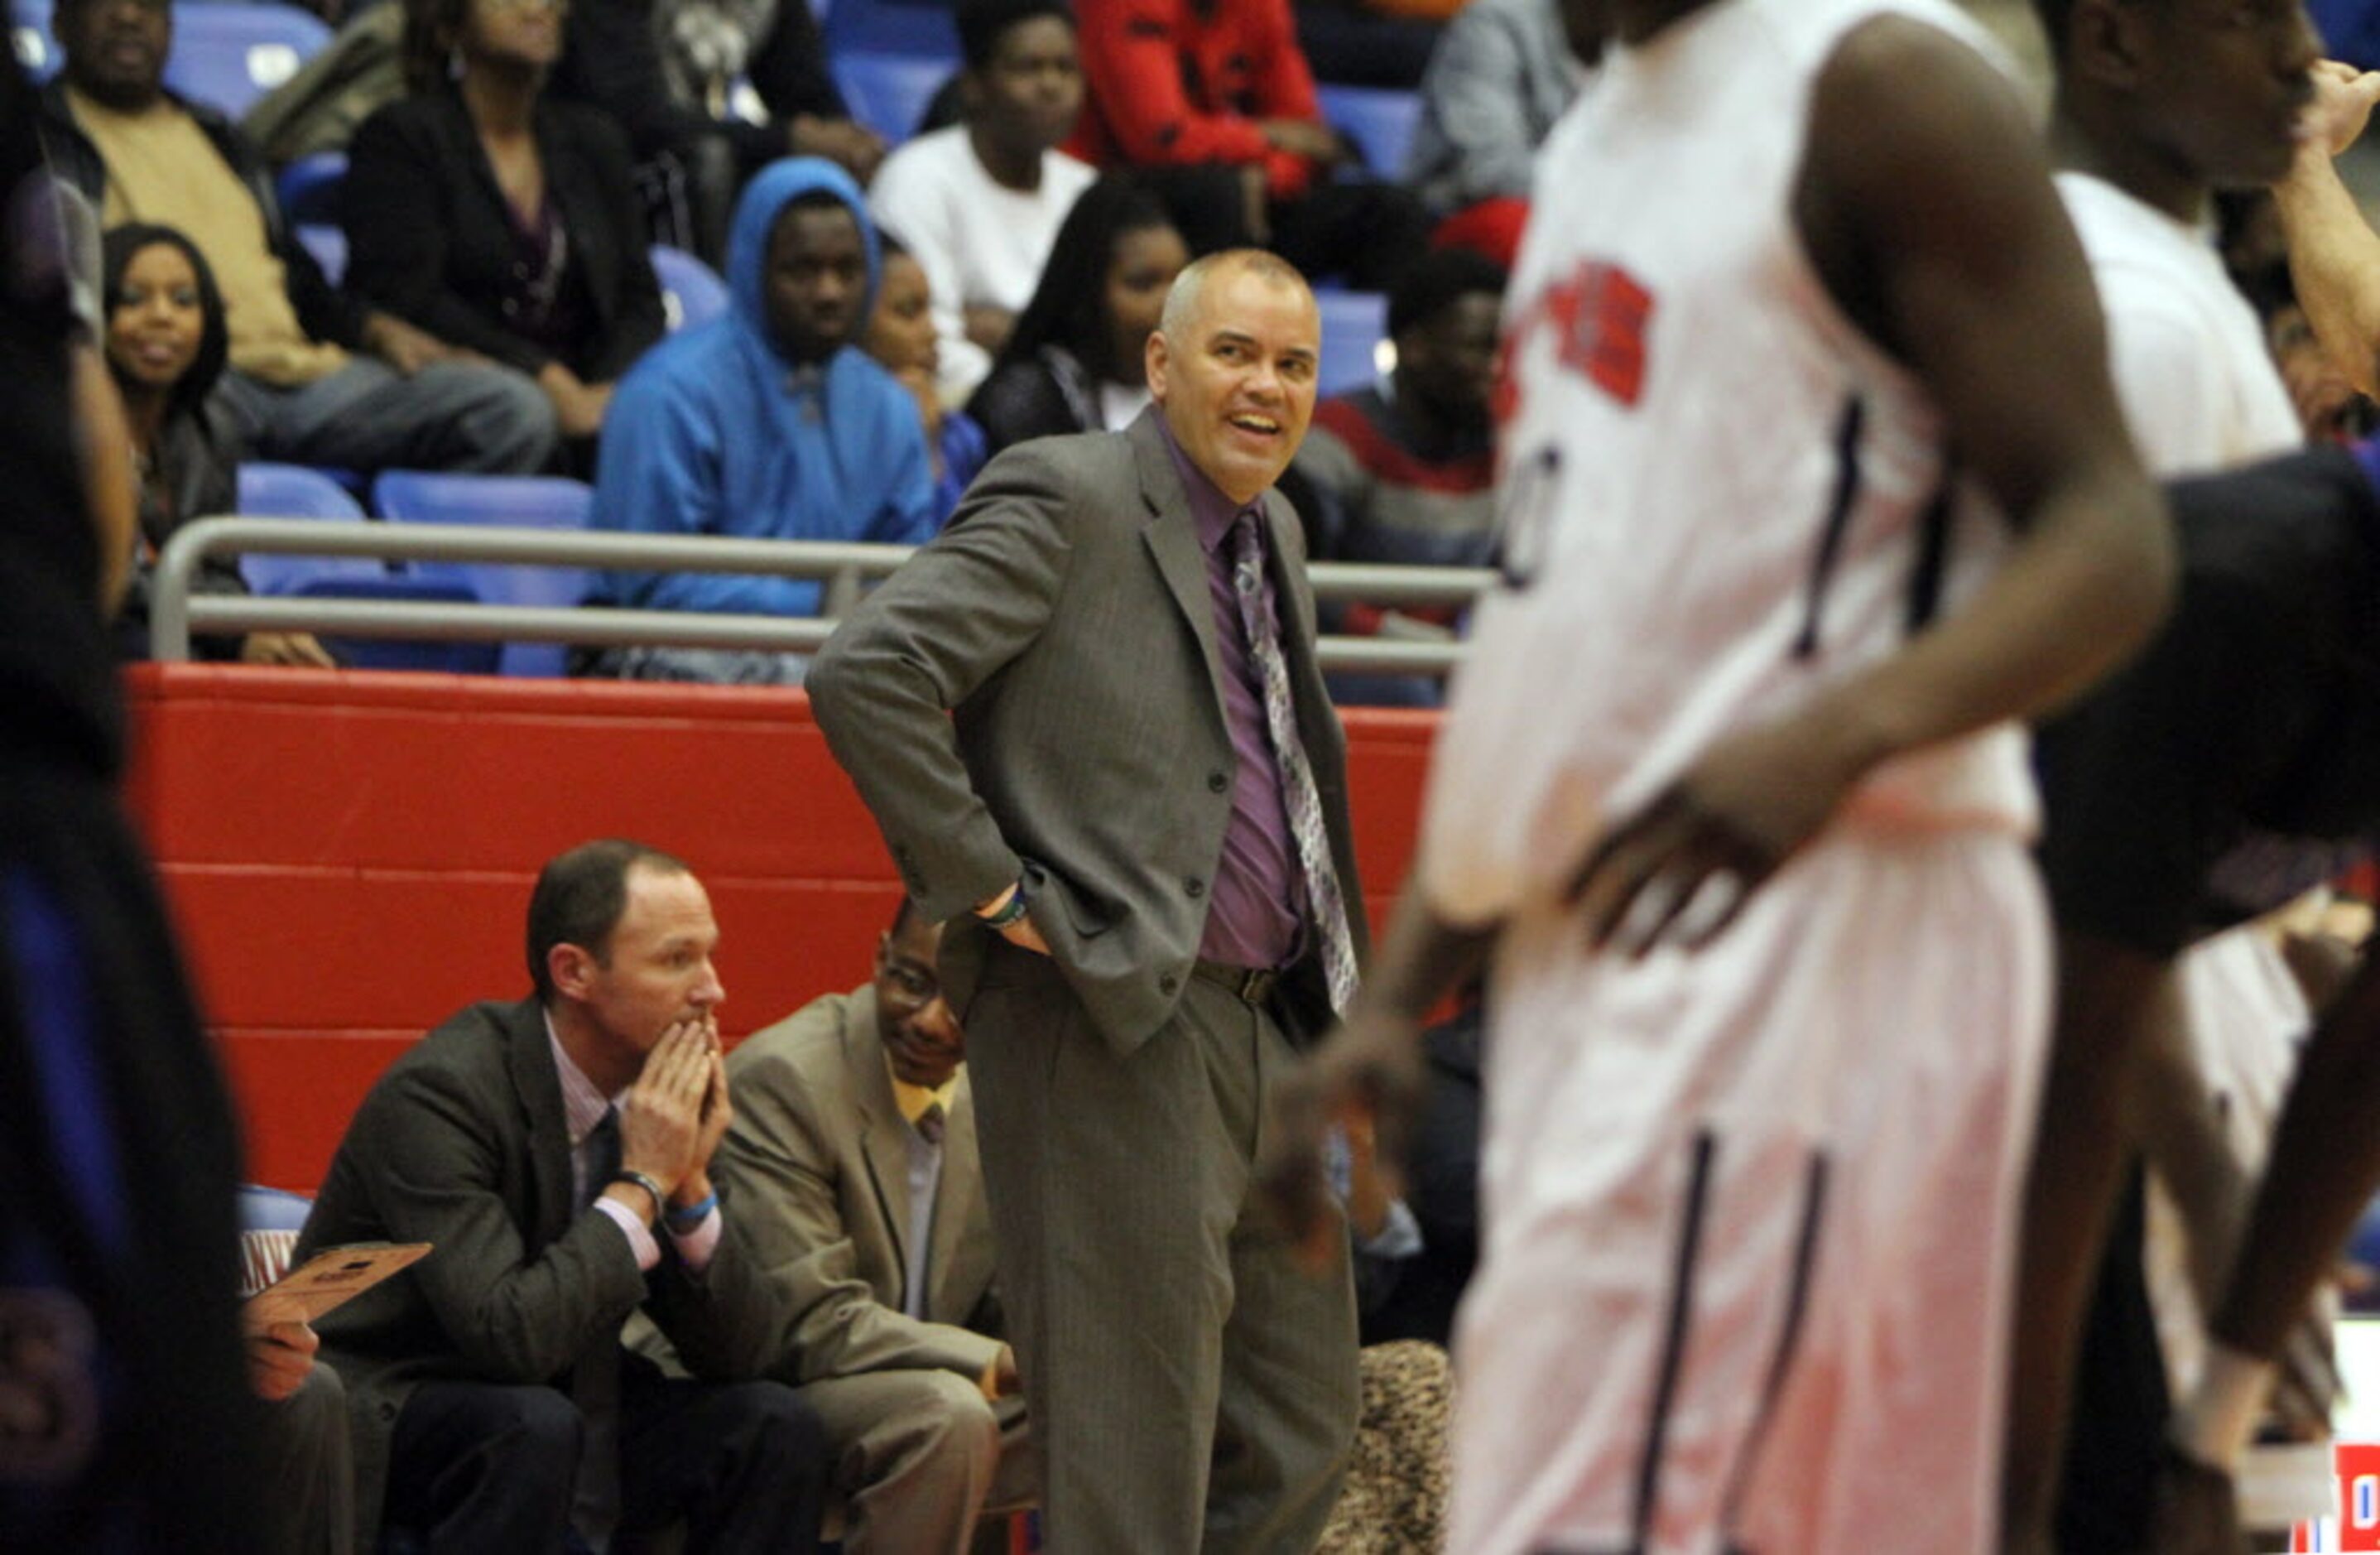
[151,517,1498,676]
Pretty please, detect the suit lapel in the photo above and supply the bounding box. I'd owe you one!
[1131,412,1232,728]
[847,996,916,1307]
[503,998,575,1245]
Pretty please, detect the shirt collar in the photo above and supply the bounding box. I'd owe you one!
[544,1009,628,1148]
[885,1052,959,1129]
[1154,412,1264,556]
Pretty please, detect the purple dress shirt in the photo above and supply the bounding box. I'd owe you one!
[1157,419,1306,970]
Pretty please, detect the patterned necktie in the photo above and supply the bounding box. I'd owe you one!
[915,1101,946,1148]
[1230,515,1359,1014]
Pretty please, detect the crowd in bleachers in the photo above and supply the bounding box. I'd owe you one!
[22,0,1590,701]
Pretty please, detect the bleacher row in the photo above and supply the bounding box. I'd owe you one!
[32,0,1417,671]
[228,464,597,675]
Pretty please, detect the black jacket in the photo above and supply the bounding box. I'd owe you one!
[549,0,845,173]
[342,90,665,382]
[36,77,369,351]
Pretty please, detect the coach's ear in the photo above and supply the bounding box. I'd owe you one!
[549,941,599,1002]
[1147,328,1173,405]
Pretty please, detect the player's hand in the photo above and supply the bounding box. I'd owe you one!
[243,1315,318,1403]
[618,1016,714,1199]
[2305,59,2380,158]
[1569,710,1865,957]
[1257,1003,1428,1270]
[2269,1311,2343,1440]
[2142,1444,2249,1555]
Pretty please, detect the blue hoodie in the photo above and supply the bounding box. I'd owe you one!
[591,159,936,616]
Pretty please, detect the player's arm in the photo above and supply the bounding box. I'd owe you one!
[2274,60,2380,397]
[1257,886,1493,1261]
[70,337,134,614]
[1571,15,2172,956]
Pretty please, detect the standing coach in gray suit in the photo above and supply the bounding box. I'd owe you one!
[809,248,1367,1555]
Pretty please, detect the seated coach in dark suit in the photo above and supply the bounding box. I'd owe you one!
[296,838,828,1553]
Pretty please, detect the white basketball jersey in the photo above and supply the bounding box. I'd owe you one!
[1418,0,2036,928]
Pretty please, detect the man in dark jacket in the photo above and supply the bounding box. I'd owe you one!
[39,0,555,474]
[296,840,828,1551]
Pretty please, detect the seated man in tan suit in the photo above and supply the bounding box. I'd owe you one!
[718,897,1032,1554]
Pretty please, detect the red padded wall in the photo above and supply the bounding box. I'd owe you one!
[120,664,1440,1190]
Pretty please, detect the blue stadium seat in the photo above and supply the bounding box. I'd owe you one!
[298,575,500,675]
[233,461,385,597]
[295,223,345,285]
[651,243,729,333]
[172,2,331,111]
[1316,84,1422,180]
[276,151,345,227]
[239,461,365,522]
[1315,289,1390,398]
[830,50,951,145]
[822,0,958,59]
[373,471,594,678]
[12,0,57,79]
[164,2,333,118]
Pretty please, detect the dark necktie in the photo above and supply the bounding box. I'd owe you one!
[584,1106,622,1205]
[573,1107,623,1544]
[915,1100,946,1147]
[1230,516,1359,1013]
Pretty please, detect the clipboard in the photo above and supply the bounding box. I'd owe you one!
[246,1241,431,1326]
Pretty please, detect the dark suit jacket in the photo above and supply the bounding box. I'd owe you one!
[297,998,782,1541]
[342,90,666,383]
[808,408,1367,1055]
[717,985,1006,1384]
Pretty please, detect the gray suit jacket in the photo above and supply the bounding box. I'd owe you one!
[298,998,783,1541]
[718,985,1006,1385]
[808,411,1367,1055]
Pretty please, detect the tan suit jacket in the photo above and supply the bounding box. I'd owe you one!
[720,985,1004,1384]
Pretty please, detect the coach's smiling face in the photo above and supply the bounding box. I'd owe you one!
[1148,259,1320,507]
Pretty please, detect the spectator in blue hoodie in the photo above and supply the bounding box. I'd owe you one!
[589,157,936,684]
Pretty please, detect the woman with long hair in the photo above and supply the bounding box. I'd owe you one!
[964,175,1187,454]
[343,0,666,465]
[103,223,334,666]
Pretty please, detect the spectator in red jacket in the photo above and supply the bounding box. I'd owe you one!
[1066,0,1428,291]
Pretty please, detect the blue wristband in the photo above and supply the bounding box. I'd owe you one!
[665,1191,718,1233]
[977,880,1030,929]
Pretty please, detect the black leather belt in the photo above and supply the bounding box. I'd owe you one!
[1192,958,1282,1007]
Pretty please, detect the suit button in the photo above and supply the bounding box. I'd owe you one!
[1206,770,1228,792]
[1184,877,1204,898]
[378,1402,397,1421]
[1159,972,1180,994]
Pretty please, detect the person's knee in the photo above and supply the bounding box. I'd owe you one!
[737,1379,829,1468]
[478,1384,584,1484]
[902,1369,1002,1463]
[430,363,560,473]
